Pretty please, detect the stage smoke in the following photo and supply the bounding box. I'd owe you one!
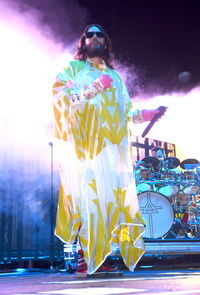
[0,0,89,255]
[115,60,145,97]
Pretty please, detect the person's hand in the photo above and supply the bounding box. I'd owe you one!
[141,109,160,121]
[84,74,113,100]
[99,74,113,89]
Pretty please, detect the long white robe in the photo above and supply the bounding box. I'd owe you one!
[52,60,145,274]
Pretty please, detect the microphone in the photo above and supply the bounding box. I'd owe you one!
[142,106,167,138]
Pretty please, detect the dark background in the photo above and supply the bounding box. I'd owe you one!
[76,0,200,94]
[13,0,200,95]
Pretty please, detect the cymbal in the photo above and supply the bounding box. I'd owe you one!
[141,156,160,168]
[163,157,180,169]
[180,158,199,170]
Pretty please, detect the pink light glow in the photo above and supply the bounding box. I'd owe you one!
[0,3,73,171]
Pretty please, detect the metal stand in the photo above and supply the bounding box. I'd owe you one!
[49,141,55,271]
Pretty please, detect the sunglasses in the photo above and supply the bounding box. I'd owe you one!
[85,31,105,39]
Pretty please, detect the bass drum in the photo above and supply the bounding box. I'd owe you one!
[138,191,174,239]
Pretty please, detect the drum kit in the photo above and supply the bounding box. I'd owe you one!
[134,157,200,239]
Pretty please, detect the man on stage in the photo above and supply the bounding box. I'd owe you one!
[52,24,159,275]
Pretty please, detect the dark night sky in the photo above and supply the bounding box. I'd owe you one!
[75,0,200,94]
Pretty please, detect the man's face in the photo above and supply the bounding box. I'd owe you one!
[85,26,106,58]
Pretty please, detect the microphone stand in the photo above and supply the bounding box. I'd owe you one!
[48,141,55,271]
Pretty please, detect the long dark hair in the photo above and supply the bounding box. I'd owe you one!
[74,24,115,69]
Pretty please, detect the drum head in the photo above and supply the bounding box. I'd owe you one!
[138,191,174,239]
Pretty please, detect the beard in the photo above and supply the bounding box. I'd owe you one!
[85,41,106,58]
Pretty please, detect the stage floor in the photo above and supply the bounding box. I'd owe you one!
[0,268,200,295]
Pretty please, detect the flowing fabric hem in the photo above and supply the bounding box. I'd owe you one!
[55,218,145,275]
[85,220,145,274]
[110,222,145,272]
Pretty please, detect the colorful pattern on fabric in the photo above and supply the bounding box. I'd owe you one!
[52,60,145,274]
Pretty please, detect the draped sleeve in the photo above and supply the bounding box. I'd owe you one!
[52,61,86,140]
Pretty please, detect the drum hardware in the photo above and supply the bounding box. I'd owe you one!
[165,211,192,239]
[154,157,181,198]
[180,171,199,195]
[180,158,199,170]
[158,171,181,198]
[140,156,160,170]
[135,156,200,239]
[196,168,200,177]
[174,193,195,209]
[135,160,156,194]
[186,229,196,239]
[179,158,200,196]
[182,171,196,181]
[152,171,162,180]
[139,168,152,180]
[176,229,187,238]
[163,157,180,170]
[181,181,200,195]
[159,184,179,198]
[135,164,154,193]
[170,193,200,239]
[136,181,153,194]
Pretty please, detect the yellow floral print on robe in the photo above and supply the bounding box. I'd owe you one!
[52,60,145,274]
